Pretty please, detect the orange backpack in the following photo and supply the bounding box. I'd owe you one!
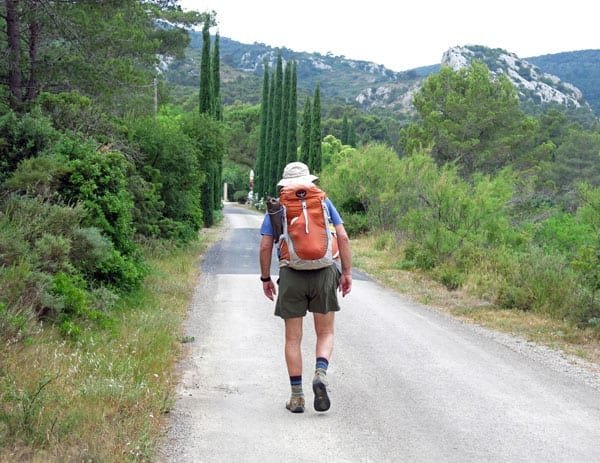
[277,184,339,270]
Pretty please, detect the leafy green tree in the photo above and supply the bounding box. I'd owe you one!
[199,19,212,114]
[286,61,298,164]
[131,113,203,239]
[1,0,209,113]
[541,129,600,210]
[181,112,225,228]
[310,84,322,172]
[300,97,312,165]
[401,62,535,175]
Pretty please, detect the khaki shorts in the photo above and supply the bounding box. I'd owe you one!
[275,265,341,319]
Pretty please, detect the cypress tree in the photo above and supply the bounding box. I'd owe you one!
[199,20,212,114]
[211,32,222,120]
[349,120,357,147]
[300,97,312,165]
[256,61,270,199]
[278,61,291,177]
[310,84,322,172]
[269,51,283,196]
[201,163,215,227]
[211,32,223,209]
[341,114,350,145]
[286,61,298,164]
[264,72,275,198]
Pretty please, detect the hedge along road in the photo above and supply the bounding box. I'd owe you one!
[160,203,600,462]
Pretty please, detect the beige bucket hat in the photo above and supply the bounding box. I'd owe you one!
[276,162,318,187]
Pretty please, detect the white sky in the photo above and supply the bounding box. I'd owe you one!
[179,0,600,71]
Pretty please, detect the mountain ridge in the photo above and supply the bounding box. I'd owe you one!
[163,32,599,117]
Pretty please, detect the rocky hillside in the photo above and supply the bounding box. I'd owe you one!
[442,46,587,109]
[527,49,600,115]
[164,33,597,118]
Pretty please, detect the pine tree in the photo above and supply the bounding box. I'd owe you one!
[286,61,298,164]
[211,32,222,120]
[341,114,350,145]
[199,20,212,114]
[300,97,312,165]
[269,51,283,196]
[310,84,322,172]
[256,61,270,199]
[278,61,291,178]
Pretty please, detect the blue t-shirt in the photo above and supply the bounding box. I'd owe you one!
[260,197,343,236]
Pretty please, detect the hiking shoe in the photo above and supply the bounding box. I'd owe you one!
[312,370,330,412]
[285,395,305,413]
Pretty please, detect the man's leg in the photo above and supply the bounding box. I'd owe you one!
[284,317,304,412]
[312,311,335,412]
[314,311,335,360]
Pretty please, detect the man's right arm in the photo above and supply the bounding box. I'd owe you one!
[259,235,277,301]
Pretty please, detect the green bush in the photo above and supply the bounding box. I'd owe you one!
[96,249,147,292]
[233,190,248,204]
[52,137,136,255]
[496,247,581,319]
[0,108,59,182]
[341,212,369,237]
[433,265,466,291]
[2,154,70,198]
[69,227,114,276]
[33,234,73,274]
[131,114,203,240]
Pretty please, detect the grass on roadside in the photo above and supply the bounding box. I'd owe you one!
[0,227,219,462]
[351,233,600,365]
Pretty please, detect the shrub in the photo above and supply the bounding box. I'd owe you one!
[33,234,73,274]
[341,212,370,237]
[131,115,203,240]
[495,247,581,319]
[433,265,466,291]
[2,154,70,199]
[0,108,58,182]
[1,194,86,245]
[95,250,147,292]
[69,227,113,276]
[233,190,248,204]
[50,136,136,255]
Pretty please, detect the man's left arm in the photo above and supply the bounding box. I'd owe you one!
[335,224,352,297]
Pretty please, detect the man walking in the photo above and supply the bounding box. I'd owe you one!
[259,162,352,413]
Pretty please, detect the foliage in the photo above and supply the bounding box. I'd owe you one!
[129,113,203,240]
[400,62,536,175]
[50,137,137,256]
[0,108,59,182]
[0,0,210,113]
[224,103,260,167]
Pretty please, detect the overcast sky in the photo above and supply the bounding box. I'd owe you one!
[179,0,599,71]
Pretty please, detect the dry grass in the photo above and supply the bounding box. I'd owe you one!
[0,227,221,462]
[351,233,600,365]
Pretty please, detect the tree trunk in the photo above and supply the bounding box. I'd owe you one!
[6,0,22,109]
[26,0,40,102]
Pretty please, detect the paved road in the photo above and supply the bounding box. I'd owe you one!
[160,204,600,462]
